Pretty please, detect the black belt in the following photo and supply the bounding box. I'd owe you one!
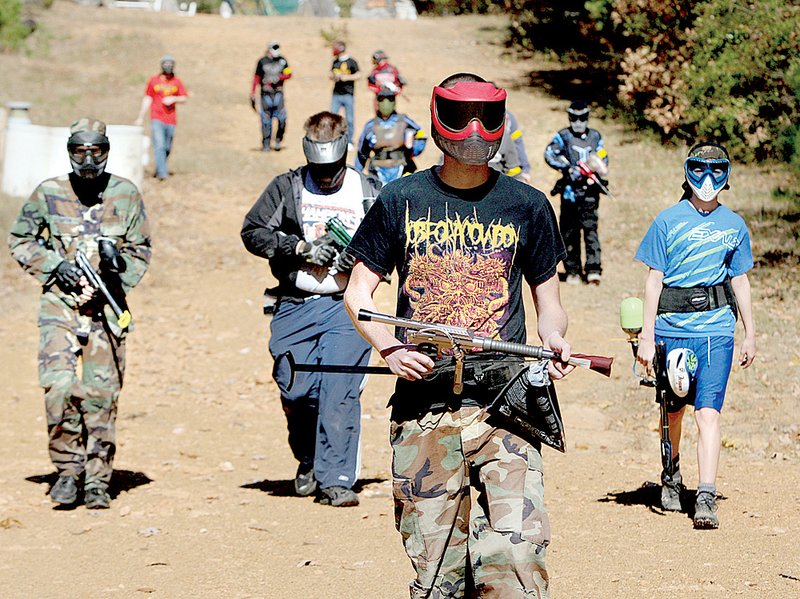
[658,280,737,317]
[389,355,523,420]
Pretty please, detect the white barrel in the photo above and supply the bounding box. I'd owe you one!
[1,122,148,197]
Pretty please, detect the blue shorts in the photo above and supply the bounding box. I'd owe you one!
[656,335,734,413]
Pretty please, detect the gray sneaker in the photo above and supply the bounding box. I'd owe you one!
[693,491,719,529]
[660,470,684,512]
[84,486,111,509]
[294,464,317,497]
[319,486,359,507]
[50,475,79,505]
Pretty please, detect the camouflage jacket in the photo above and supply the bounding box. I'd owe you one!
[8,173,152,312]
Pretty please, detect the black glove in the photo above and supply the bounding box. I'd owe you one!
[98,238,126,273]
[297,234,337,266]
[333,250,356,273]
[54,260,82,291]
[277,233,302,257]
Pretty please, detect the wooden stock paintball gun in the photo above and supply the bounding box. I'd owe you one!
[620,297,674,477]
[76,250,132,329]
[277,310,613,394]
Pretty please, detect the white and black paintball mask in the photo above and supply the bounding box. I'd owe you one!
[567,100,589,135]
[303,133,348,191]
[67,117,110,180]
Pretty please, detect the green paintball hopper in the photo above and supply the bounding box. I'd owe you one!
[620,297,643,336]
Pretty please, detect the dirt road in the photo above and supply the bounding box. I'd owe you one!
[0,4,798,597]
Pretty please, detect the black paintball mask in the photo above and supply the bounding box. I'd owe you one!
[303,134,348,192]
[67,130,110,180]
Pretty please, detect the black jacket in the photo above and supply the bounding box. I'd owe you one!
[240,166,381,299]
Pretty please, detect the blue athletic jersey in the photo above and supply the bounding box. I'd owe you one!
[635,199,753,337]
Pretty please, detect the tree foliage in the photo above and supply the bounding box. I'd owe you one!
[498,0,800,168]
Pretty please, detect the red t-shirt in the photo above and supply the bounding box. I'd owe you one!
[145,74,187,125]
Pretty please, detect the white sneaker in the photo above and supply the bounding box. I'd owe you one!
[565,274,581,285]
[586,272,602,285]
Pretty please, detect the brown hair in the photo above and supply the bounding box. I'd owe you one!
[437,72,487,89]
[303,111,347,142]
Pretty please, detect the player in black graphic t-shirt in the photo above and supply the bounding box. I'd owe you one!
[329,40,361,146]
[345,73,574,598]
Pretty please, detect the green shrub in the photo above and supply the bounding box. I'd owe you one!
[0,0,30,51]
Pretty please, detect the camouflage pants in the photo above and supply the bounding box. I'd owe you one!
[38,294,125,490]
[391,406,550,599]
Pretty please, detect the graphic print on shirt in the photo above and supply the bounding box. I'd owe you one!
[402,202,519,339]
[663,219,741,288]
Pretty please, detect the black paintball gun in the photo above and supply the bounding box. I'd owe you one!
[620,297,673,477]
[76,250,132,329]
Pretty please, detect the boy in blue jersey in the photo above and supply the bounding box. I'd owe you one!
[634,142,756,529]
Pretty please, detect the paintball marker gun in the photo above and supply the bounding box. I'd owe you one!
[578,152,615,199]
[275,310,612,395]
[619,297,674,477]
[75,250,132,329]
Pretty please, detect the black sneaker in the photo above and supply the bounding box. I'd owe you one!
[294,464,317,497]
[50,475,79,505]
[693,491,719,529]
[84,487,111,509]
[319,486,359,507]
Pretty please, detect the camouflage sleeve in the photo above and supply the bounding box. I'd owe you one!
[7,185,63,285]
[117,189,152,291]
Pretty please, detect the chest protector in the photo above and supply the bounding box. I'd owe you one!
[371,117,408,167]
[261,59,284,91]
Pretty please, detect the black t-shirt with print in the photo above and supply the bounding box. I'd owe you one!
[348,167,566,409]
[350,167,565,342]
[331,57,359,96]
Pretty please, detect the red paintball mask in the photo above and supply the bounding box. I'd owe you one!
[430,81,506,164]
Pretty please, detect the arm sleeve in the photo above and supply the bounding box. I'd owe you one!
[728,223,754,277]
[507,112,531,174]
[544,133,570,171]
[176,78,188,96]
[118,191,152,291]
[634,218,668,272]
[7,186,64,285]
[240,178,298,260]
[145,77,156,99]
[521,199,566,286]
[347,196,395,277]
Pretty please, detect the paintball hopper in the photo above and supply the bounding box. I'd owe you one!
[620,297,643,337]
[585,152,609,177]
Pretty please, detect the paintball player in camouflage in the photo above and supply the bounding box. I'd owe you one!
[345,74,575,598]
[8,118,152,509]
